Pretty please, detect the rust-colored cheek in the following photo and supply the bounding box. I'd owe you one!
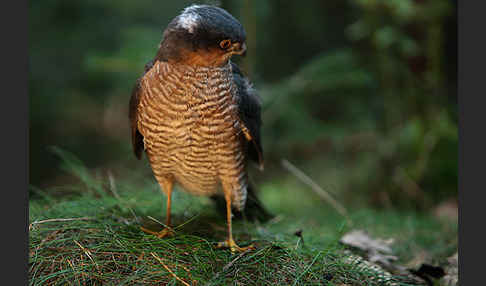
[175,48,229,67]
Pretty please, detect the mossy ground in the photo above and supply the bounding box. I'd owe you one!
[29,170,456,285]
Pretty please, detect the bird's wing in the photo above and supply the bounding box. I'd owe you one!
[232,62,264,170]
[129,60,155,159]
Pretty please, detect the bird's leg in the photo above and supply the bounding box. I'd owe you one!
[216,188,254,253]
[141,179,175,238]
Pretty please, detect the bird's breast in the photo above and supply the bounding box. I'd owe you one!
[137,61,245,195]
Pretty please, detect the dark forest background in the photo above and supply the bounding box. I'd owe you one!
[29,0,457,211]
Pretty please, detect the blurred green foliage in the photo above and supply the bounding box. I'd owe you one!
[29,0,457,210]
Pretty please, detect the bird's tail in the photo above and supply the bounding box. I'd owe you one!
[210,182,273,222]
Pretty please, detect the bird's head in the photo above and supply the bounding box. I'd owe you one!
[156,5,247,67]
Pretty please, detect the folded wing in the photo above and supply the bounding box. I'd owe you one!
[231,62,264,170]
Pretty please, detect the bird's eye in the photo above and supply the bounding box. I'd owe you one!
[219,39,232,50]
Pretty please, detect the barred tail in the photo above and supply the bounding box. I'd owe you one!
[210,181,273,222]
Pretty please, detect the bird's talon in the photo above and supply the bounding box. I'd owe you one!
[216,238,254,253]
[140,226,174,238]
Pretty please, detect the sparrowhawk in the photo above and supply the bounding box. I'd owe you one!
[129,5,266,252]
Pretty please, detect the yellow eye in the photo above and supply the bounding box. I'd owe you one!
[219,39,232,50]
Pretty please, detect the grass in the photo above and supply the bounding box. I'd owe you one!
[29,151,457,285]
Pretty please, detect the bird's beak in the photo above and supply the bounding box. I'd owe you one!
[232,42,247,56]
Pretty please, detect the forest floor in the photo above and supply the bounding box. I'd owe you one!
[29,165,457,286]
[28,149,456,285]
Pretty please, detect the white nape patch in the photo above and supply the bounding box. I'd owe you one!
[177,5,203,34]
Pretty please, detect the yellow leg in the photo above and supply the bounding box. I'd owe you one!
[141,179,174,238]
[216,189,254,253]
[165,183,172,227]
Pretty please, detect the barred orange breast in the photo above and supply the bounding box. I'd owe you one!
[136,60,248,209]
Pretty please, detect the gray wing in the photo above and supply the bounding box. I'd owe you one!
[129,60,155,159]
[231,62,264,169]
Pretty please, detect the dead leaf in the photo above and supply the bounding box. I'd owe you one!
[440,252,458,286]
[340,229,398,269]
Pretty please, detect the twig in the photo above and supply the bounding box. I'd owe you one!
[73,240,99,271]
[281,159,350,221]
[29,217,93,230]
[107,170,121,200]
[222,249,251,272]
[107,170,140,223]
[146,216,176,233]
[150,252,191,286]
[173,213,200,230]
[207,249,252,285]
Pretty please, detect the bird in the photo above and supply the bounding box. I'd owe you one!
[129,4,267,252]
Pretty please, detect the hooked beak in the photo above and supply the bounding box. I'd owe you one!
[232,42,247,56]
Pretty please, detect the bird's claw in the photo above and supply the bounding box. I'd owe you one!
[140,226,175,238]
[216,238,255,253]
